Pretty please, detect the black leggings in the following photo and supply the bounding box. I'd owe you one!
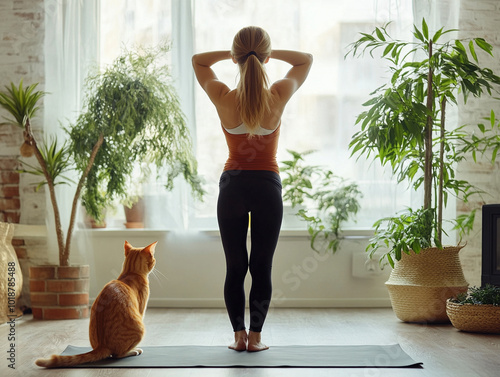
[217,170,283,333]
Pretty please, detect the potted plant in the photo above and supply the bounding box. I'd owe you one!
[0,45,204,320]
[70,44,205,226]
[119,165,148,228]
[281,149,362,254]
[0,81,94,320]
[346,19,500,322]
[447,284,500,334]
[122,191,145,229]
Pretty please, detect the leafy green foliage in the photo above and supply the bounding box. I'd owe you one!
[69,44,205,220]
[369,207,438,268]
[346,19,500,264]
[451,284,500,306]
[18,137,74,191]
[0,80,45,127]
[281,149,317,207]
[281,150,362,254]
[0,80,86,266]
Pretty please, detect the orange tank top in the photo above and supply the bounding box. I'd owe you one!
[221,124,280,174]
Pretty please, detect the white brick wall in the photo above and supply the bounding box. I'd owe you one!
[1,0,47,308]
[457,0,500,286]
[0,0,46,226]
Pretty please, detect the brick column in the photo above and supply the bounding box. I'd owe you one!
[0,157,21,223]
[29,265,90,320]
[1,0,48,313]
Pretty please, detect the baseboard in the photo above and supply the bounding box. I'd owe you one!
[143,297,392,308]
[88,296,391,308]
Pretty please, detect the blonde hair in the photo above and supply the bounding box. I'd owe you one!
[231,26,272,137]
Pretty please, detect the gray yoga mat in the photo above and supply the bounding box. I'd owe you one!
[60,344,422,368]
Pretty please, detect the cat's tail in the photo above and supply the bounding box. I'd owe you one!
[35,347,110,368]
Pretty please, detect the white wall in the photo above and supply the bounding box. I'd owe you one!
[78,229,391,308]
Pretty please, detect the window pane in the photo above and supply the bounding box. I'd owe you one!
[98,0,173,228]
[193,0,414,228]
[100,0,172,66]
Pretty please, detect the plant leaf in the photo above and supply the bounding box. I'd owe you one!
[422,18,429,40]
[432,27,444,43]
[475,38,493,56]
[469,40,478,62]
[375,27,385,41]
[413,25,425,43]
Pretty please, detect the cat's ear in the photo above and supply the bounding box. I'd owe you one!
[124,240,134,256]
[143,241,158,255]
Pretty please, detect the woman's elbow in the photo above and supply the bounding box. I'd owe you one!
[305,53,313,65]
[191,54,199,67]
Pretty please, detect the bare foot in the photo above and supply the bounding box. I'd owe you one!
[228,330,247,351]
[247,331,269,352]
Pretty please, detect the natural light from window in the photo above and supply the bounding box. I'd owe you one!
[99,0,416,231]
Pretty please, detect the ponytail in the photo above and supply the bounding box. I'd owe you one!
[232,26,272,137]
[236,55,271,137]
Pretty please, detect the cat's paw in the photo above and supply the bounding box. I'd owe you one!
[114,348,143,359]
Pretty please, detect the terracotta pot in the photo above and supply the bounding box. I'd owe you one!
[85,217,107,229]
[29,265,90,320]
[385,246,468,323]
[124,197,145,228]
[83,208,107,229]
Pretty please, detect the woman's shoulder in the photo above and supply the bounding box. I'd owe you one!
[215,88,237,106]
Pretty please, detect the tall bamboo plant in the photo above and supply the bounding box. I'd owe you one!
[346,19,500,266]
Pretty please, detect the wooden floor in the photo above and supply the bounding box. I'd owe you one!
[1,307,499,377]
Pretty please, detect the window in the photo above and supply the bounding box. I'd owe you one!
[99,0,415,230]
[192,0,414,229]
[100,0,172,67]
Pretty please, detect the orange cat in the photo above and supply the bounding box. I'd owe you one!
[36,240,157,368]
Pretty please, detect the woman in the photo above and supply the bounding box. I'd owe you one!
[192,26,312,352]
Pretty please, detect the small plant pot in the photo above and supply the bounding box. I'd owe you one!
[83,207,107,229]
[29,265,90,320]
[446,299,500,334]
[85,217,107,229]
[124,197,145,228]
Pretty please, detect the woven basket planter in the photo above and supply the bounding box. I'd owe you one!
[446,300,500,334]
[385,246,468,323]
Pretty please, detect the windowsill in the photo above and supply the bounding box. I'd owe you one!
[77,228,171,238]
[74,227,375,239]
[198,228,374,238]
[13,224,47,239]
